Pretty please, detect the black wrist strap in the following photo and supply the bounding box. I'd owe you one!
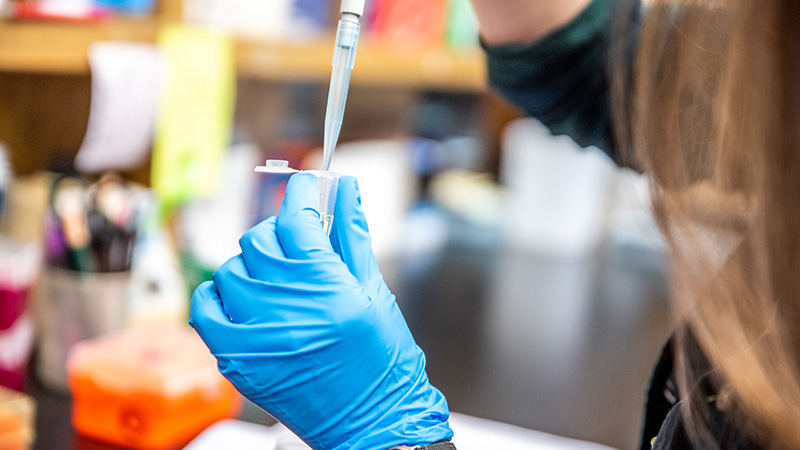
[419,441,456,450]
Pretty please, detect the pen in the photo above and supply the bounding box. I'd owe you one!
[49,174,142,273]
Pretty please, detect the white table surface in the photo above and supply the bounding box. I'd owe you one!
[184,413,618,450]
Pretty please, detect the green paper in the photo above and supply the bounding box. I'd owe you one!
[151,26,236,213]
[447,0,479,49]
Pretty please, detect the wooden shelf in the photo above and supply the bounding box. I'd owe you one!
[236,38,486,92]
[0,20,487,91]
[0,19,159,74]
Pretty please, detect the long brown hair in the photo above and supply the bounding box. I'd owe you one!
[616,1,800,447]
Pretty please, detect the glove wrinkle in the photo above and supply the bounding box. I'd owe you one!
[239,217,286,263]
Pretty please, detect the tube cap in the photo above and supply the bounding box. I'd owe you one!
[340,0,364,16]
[255,160,300,174]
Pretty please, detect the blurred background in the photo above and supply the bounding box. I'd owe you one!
[0,0,673,449]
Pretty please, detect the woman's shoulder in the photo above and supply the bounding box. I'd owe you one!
[641,338,763,450]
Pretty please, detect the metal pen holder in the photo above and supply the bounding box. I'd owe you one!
[34,268,130,392]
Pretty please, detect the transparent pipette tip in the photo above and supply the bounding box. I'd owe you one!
[306,170,342,236]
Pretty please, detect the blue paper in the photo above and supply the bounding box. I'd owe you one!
[93,0,155,15]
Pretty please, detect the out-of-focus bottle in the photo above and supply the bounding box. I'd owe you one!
[0,143,10,216]
[0,239,39,393]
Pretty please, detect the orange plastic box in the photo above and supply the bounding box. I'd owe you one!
[67,327,241,450]
[0,387,35,450]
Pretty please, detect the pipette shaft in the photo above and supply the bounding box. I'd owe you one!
[322,10,361,171]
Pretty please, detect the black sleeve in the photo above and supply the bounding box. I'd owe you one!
[640,340,680,450]
[482,0,641,164]
[420,441,456,450]
[643,335,764,450]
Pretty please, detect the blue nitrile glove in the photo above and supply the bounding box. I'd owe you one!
[190,173,452,450]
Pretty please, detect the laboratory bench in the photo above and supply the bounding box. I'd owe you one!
[384,215,672,450]
[27,212,672,450]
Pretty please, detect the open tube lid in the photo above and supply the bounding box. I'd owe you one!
[254,160,300,174]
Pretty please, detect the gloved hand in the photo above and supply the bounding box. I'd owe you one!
[190,173,453,450]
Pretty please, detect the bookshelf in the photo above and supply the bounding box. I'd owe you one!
[0,10,500,183]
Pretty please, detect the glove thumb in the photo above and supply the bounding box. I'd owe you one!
[276,172,334,260]
[331,176,384,295]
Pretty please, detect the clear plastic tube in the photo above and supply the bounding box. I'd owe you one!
[254,162,342,236]
[306,170,342,236]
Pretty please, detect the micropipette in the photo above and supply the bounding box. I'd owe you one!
[323,0,365,171]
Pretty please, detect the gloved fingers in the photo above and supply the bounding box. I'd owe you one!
[330,176,385,295]
[240,217,287,280]
[191,276,330,358]
[189,281,239,355]
[213,252,345,322]
[212,254,295,324]
[277,173,335,261]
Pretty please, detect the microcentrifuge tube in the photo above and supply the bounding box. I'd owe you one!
[254,162,341,236]
[306,170,341,236]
